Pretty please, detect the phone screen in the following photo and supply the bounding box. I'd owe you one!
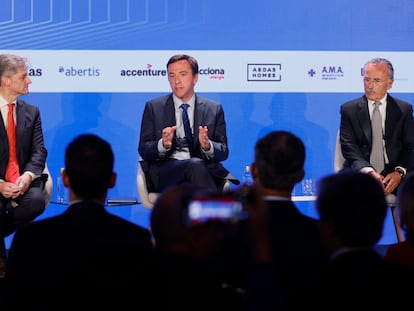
[187,195,246,225]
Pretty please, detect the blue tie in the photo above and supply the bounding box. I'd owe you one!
[181,103,193,153]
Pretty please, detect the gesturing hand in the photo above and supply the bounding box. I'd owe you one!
[198,126,210,151]
[162,126,177,149]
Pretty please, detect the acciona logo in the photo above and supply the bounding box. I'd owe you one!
[198,67,225,80]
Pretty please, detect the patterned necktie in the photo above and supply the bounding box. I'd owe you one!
[5,103,20,183]
[370,101,385,173]
[180,103,193,154]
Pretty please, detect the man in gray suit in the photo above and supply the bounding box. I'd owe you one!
[138,54,238,193]
[339,57,414,195]
[0,54,47,246]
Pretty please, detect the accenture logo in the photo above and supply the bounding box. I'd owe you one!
[120,63,167,77]
[247,64,281,82]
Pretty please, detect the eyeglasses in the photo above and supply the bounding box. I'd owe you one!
[363,77,387,84]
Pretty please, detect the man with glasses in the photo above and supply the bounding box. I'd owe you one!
[339,57,414,195]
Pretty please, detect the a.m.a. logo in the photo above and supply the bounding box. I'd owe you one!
[321,66,344,80]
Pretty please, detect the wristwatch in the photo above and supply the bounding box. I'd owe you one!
[395,167,406,178]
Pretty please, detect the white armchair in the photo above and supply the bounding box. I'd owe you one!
[137,160,230,209]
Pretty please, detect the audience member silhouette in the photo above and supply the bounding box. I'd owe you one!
[316,170,414,309]
[236,183,287,311]
[150,183,245,310]
[3,134,157,310]
[249,130,328,310]
[150,181,286,311]
[384,171,414,266]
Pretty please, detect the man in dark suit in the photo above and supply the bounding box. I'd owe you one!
[3,134,157,309]
[339,57,414,195]
[315,170,414,309]
[138,54,238,193]
[249,130,329,310]
[0,54,47,256]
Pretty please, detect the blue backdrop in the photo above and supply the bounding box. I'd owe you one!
[2,0,413,245]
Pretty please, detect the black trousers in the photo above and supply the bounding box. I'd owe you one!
[0,177,46,238]
[150,158,220,193]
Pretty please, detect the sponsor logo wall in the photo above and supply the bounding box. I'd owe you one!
[3,50,413,93]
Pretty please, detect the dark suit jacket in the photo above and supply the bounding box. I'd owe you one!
[265,199,329,309]
[339,94,414,174]
[319,249,414,309]
[138,94,238,190]
[3,201,157,309]
[0,98,47,180]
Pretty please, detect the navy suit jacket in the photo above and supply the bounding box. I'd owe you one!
[340,94,414,174]
[138,94,238,190]
[319,249,414,309]
[265,199,328,309]
[0,98,47,180]
[4,201,157,309]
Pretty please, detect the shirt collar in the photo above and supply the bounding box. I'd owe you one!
[368,94,387,106]
[173,94,195,110]
[0,96,12,108]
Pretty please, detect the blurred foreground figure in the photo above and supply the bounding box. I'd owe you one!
[316,170,414,309]
[385,172,414,266]
[150,183,246,310]
[250,130,328,310]
[3,134,156,310]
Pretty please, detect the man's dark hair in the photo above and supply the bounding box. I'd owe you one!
[316,171,387,246]
[64,134,114,200]
[254,130,305,190]
[167,54,199,75]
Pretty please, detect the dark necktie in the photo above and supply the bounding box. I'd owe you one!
[370,101,385,173]
[180,103,193,153]
[5,103,20,183]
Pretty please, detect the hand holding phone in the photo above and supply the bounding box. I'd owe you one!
[186,194,247,226]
